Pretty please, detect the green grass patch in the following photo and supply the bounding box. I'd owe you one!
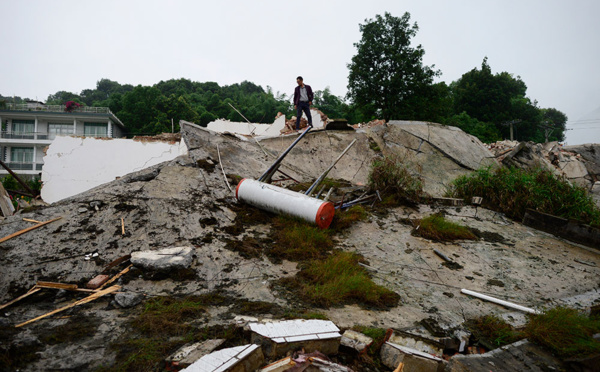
[525,306,600,358]
[268,216,334,261]
[414,213,477,241]
[290,251,400,308]
[99,295,247,372]
[131,296,206,337]
[448,167,600,227]
[282,310,329,320]
[467,315,523,348]
[331,205,368,231]
[368,156,423,206]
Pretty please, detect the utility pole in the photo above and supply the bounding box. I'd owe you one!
[540,120,554,143]
[501,120,522,141]
[171,118,174,133]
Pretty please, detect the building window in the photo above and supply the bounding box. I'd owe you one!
[84,122,108,137]
[12,119,35,138]
[10,147,33,163]
[48,123,74,140]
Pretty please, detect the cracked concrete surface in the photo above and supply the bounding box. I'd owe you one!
[1,122,599,370]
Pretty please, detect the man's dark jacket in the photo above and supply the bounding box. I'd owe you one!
[293,85,314,106]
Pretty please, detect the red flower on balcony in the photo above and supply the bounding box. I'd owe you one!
[65,101,81,112]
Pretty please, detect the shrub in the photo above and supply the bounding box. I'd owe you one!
[368,155,423,205]
[525,306,600,358]
[448,167,600,227]
[414,213,477,241]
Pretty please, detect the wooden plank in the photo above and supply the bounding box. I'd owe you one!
[99,264,133,290]
[0,217,62,244]
[101,254,131,274]
[15,285,120,328]
[121,217,125,235]
[0,286,41,310]
[23,218,43,224]
[36,281,78,291]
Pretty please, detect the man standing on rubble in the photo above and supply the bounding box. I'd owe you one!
[293,76,313,131]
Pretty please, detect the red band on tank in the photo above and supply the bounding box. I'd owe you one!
[235,178,247,199]
[315,202,335,229]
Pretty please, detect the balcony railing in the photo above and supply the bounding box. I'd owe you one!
[1,131,52,140]
[3,162,43,171]
[3,103,112,115]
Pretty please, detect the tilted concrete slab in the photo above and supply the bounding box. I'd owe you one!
[41,136,187,204]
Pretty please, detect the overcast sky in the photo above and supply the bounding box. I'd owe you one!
[1,0,599,144]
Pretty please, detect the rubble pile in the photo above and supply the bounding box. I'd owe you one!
[1,121,600,371]
[487,140,600,204]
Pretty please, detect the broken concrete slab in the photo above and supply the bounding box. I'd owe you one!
[340,330,373,352]
[380,342,445,372]
[181,344,264,372]
[446,339,563,371]
[166,339,226,369]
[41,135,188,204]
[130,246,194,271]
[368,121,498,196]
[387,330,444,356]
[522,208,600,249]
[114,292,144,308]
[248,319,341,358]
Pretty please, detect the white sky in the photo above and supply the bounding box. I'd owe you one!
[1,0,599,144]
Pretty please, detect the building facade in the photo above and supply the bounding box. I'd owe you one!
[0,102,125,175]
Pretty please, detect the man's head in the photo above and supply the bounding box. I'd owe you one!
[296,76,303,86]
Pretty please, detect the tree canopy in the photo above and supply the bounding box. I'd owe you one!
[347,12,440,121]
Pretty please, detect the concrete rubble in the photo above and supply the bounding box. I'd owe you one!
[130,246,194,271]
[488,140,600,206]
[1,118,600,371]
[340,330,373,352]
[166,339,226,369]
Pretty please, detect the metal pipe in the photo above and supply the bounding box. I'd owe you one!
[461,289,540,314]
[305,139,357,196]
[258,126,312,183]
[0,160,37,196]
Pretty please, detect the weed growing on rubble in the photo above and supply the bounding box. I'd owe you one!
[291,251,400,308]
[414,213,477,241]
[525,306,600,358]
[467,315,523,348]
[448,167,600,227]
[368,155,423,205]
[269,216,334,261]
[132,296,206,337]
[331,205,368,230]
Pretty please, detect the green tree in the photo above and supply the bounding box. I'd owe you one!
[451,57,544,141]
[313,87,348,119]
[443,112,501,143]
[347,12,440,121]
[540,108,568,142]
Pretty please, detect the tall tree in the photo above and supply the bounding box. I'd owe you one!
[347,12,440,121]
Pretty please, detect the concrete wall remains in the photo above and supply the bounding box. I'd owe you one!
[40,136,188,204]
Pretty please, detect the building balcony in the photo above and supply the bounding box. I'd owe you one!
[1,162,43,172]
[0,131,56,144]
[3,103,113,115]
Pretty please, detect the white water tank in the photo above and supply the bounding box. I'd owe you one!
[235,178,335,229]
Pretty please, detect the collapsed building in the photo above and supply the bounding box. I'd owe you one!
[1,116,600,371]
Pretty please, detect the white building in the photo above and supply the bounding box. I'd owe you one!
[0,101,125,175]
